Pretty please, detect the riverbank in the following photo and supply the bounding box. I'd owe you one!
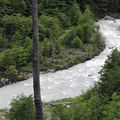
[0,19,120,109]
[0,28,105,87]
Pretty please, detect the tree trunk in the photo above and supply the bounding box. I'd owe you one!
[32,0,43,120]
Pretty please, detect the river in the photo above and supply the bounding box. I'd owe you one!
[0,19,120,109]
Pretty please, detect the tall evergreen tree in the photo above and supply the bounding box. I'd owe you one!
[32,0,43,119]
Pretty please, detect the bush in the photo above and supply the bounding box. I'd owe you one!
[62,29,76,47]
[57,12,71,28]
[51,95,103,120]
[41,38,52,57]
[51,104,71,120]
[91,32,105,50]
[82,23,94,43]
[0,47,30,68]
[7,95,35,120]
[2,14,31,39]
[102,93,120,120]
[50,49,120,120]
[69,4,82,26]
[98,49,120,96]
[0,46,30,83]
[0,0,105,85]
[85,44,94,58]
[0,35,8,51]
[11,31,23,47]
[5,65,18,81]
[76,25,84,41]
[39,15,63,40]
[71,36,83,48]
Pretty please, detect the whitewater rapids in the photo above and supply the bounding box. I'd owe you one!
[0,19,120,109]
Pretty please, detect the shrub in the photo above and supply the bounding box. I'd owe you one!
[62,29,76,47]
[39,15,63,40]
[69,4,82,26]
[0,35,8,51]
[91,32,105,50]
[0,47,30,82]
[82,23,94,43]
[98,49,120,96]
[41,38,52,57]
[7,95,35,120]
[0,47,29,68]
[2,14,31,39]
[85,44,94,58]
[102,93,120,120]
[76,25,84,41]
[5,65,18,81]
[57,12,71,28]
[71,36,83,48]
[11,31,23,47]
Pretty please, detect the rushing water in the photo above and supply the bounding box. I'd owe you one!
[0,19,120,109]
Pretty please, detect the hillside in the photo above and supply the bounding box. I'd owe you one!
[0,0,105,86]
[0,1,120,120]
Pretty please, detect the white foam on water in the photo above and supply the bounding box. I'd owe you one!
[0,19,120,109]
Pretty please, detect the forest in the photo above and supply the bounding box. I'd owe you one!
[0,0,120,120]
[0,0,105,86]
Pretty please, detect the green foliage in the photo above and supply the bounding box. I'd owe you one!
[79,8,95,43]
[82,6,94,23]
[71,36,83,48]
[51,95,104,120]
[51,104,71,120]
[75,25,84,41]
[56,12,71,28]
[50,49,120,120]
[7,95,35,120]
[2,14,31,39]
[11,31,23,46]
[69,4,82,26]
[5,65,18,80]
[91,32,105,53]
[103,93,120,120]
[98,49,120,96]
[0,35,8,51]
[85,44,94,58]
[0,0,120,19]
[77,0,120,17]
[0,0,105,85]
[62,29,76,47]
[42,0,66,15]
[82,23,93,43]
[0,0,31,16]
[0,47,29,68]
[41,38,52,57]
[1,1,119,119]
[39,15,63,40]
[8,0,27,14]
[0,46,30,81]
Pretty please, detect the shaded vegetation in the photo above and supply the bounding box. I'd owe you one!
[0,1,105,85]
[2,49,120,120]
[49,49,120,120]
[77,0,120,18]
[0,1,120,119]
[7,95,35,120]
